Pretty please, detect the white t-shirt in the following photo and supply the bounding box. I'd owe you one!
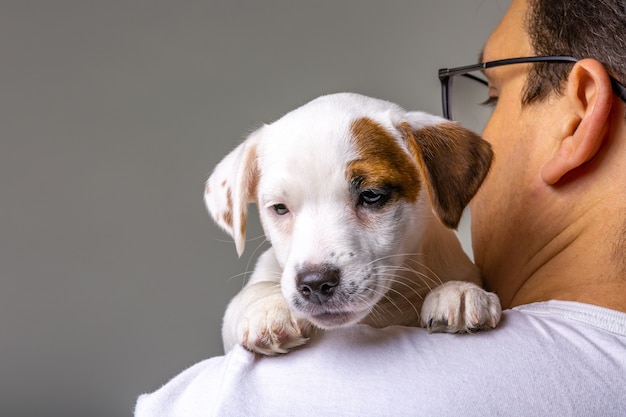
[135,301,626,417]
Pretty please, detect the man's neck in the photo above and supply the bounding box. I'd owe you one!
[508,221,626,313]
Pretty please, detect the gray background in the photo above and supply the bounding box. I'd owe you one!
[1,1,509,416]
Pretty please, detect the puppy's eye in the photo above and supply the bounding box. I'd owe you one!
[358,190,389,207]
[272,204,290,215]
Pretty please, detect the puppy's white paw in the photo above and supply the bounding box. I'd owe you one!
[237,296,312,355]
[420,281,501,333]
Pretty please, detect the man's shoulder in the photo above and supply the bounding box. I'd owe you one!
[135,301,626,417]
[513,300,626,335]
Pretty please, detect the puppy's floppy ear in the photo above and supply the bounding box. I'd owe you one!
[400,112,493,229]
[204,128,262,256]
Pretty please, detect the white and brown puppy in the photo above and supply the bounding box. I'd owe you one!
[205,93,500,355]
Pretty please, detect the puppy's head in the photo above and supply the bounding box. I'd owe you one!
[205,93,492,328]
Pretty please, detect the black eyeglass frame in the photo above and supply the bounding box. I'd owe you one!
[438,55,626,121]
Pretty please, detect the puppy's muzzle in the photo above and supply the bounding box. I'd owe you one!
[296,265,340,305]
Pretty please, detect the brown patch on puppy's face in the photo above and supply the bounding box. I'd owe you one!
[347,117,421,208]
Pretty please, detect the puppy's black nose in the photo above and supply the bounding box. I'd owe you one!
[296,266,340,305]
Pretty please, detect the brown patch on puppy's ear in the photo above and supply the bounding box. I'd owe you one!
[204,130,261,257]
[238,143,259,240]
[401,122,493,228]
[222,187,234,228]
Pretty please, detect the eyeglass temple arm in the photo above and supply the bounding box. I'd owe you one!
[438,56,626,118]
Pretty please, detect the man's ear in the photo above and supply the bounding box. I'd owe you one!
[541,59,614,185]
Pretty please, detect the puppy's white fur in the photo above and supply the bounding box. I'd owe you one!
[205,93,501,355]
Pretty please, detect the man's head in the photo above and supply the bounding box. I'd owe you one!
[470,0,626,308]
[523,0,626,106]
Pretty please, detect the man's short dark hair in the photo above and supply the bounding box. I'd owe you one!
[523,0,626,105]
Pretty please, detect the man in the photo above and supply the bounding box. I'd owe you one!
[136,0,626,415]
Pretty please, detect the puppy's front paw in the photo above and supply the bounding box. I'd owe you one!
[237,297,312,355]
[420,281,501,333]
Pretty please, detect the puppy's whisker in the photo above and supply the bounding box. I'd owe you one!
[244,235,270,278]
[352,291,394,328]
[383,277,427,300]
[391,269,439,291]
[368,254,444,287]
[212,234,267,245]
[384,286,421,321]
[381,262,443,288]
[372,262,441,291]
[212,237,240,244]
[366,284,421,325]
[263,271,283,281]
[367,303,391,327]
[226,270,254,283]
[364,252,423,267]
[371,276,422,309]
[410,263,444,287]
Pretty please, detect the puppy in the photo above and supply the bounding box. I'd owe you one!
[205,93,501,355]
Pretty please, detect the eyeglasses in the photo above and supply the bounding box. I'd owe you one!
[438,55,626,133]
